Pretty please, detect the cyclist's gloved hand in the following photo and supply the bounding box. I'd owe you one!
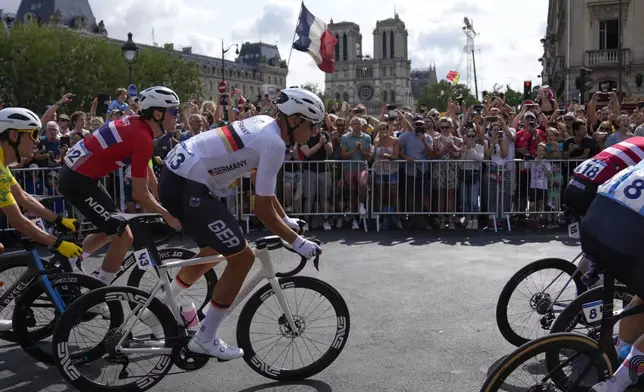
[283,216,306,232]
[53,238,83,259]
[290,236,321,260]
[54,216,78,232]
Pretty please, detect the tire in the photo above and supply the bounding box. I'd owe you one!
[549,284,635,337]
[12,273,108,364]
[126,247,217,320]
[496,257,586,347]
[481,333,613,392]
[52,286,179,392]
[0,253,71,343]
[236,276,350,381]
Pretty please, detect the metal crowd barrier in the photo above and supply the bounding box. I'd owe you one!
[3,166,123,232]
[237,159,585,233]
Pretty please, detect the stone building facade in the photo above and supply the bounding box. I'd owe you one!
[324,13,414,114]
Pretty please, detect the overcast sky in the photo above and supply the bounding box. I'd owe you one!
[3,0,548,94]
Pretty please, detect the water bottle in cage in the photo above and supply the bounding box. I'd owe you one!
[180,302,200,331]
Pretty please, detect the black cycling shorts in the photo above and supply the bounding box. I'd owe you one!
[563,175,598,218]
[158,167,246,256]
[58,166,122,235]
[581,194,644,298]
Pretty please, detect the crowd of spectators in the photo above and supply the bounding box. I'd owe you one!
[5,85,644,233]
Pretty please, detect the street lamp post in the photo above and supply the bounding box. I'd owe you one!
[221,39,239,122]
[121,32,139,85]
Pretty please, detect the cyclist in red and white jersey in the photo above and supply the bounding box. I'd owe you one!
[153,88,323,360]
[58,86,182,285]
[563,136,644,218]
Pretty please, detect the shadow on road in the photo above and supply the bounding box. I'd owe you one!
[237,379,332,392]
[0,342,70,392]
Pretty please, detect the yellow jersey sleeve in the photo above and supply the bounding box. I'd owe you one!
[0,149,17,208]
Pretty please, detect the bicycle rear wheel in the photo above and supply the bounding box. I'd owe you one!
[12,272,108,364]
[481,333,613,392]
[236,276,350,381]
[496,257,586,347]
[52,285,179,392]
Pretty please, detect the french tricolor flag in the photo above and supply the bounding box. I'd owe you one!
[292,3,338,73]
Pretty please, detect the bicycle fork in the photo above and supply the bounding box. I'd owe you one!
[267,277,299,335]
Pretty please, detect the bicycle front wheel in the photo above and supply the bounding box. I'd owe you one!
[496,257,586,347]
[236,276,350,381]
[481,333,613,392]
[12,272,108,364]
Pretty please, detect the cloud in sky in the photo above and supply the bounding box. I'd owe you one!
[3,0,547,95]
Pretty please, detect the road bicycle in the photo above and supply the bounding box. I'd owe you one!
[52,228,350,392]
[481,257,644,392]
[495,208,591,346]
[2,209,211,365]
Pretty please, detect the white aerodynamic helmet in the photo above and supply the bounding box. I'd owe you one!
[138,86,180,110]
[275,88,325,124]
[0,107,42,133]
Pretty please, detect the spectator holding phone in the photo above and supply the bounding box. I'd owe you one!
[107,88,129,115]
[69,111,90,138]
[604,114,634,149]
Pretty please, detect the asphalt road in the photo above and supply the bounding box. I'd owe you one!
[0,230,582,392]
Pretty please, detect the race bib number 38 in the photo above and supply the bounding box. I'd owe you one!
[574,158,607,180]
[63,140,91,169]
[600,170,644,216]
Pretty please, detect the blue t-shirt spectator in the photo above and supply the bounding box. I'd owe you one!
[39,136,61,157]
[340,132,372,161]
[398,130,433,175]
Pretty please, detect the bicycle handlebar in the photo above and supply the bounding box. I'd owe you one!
[254,235,322,278]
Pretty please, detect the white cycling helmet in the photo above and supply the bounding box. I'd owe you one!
[138,86,180,110]
[0,107,42,133]
[275,88,325,124]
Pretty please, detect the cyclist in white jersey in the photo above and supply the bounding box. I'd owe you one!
[582,160,644,392]
[155,88,324,360]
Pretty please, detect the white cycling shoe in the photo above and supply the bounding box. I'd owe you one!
[187,337,244,361]
[0,319,11,332]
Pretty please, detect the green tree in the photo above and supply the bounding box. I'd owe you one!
[0,23,203,114]
[416,80,477,112]
[299,81,328,103]
[490,83,524,109]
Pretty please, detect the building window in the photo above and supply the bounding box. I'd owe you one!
[335,92,341,100]
[383,91,388,102]
[382,31,387,59]
[343,69,348,78]
[390,31,395,58]
[335,34,340,61]
[390,90,396,103]
[343,92,349,102]
[342,34,348,61]
[209,81,213,91]
[599,19,618,50]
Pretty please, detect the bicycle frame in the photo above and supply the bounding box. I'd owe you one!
[0,250,66,316]
[115,244,296,355]
[542,251,585,314]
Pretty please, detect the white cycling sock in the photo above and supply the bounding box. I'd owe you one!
[195,301,228,343]
[602,346,644,391]
[97,270,116,285]
[159,277,190,303]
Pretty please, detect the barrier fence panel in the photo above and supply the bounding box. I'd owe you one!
[236,158,588,233]
[238,160,370,233]
[501,159,583,231]
[3,166,125,233]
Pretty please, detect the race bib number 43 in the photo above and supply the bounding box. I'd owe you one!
[574,158,607,180]
[63,140,91,169]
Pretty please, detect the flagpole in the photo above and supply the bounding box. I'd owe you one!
[287,1,304,70]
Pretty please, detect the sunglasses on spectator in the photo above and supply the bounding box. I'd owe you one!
[600,127,611,131]
[466,134,476,138]
[440,125,451,130]
[14,129,39,141]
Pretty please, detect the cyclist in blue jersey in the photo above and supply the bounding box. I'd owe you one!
[583,160,644,392]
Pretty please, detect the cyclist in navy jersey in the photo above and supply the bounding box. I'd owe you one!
[57,86,182,285]
[584,160,644,392]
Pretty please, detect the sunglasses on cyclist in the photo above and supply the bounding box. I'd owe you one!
[166,108,179,118]
[14,129,39,141]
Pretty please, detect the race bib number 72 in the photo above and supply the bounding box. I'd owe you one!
[574,158,607,180]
